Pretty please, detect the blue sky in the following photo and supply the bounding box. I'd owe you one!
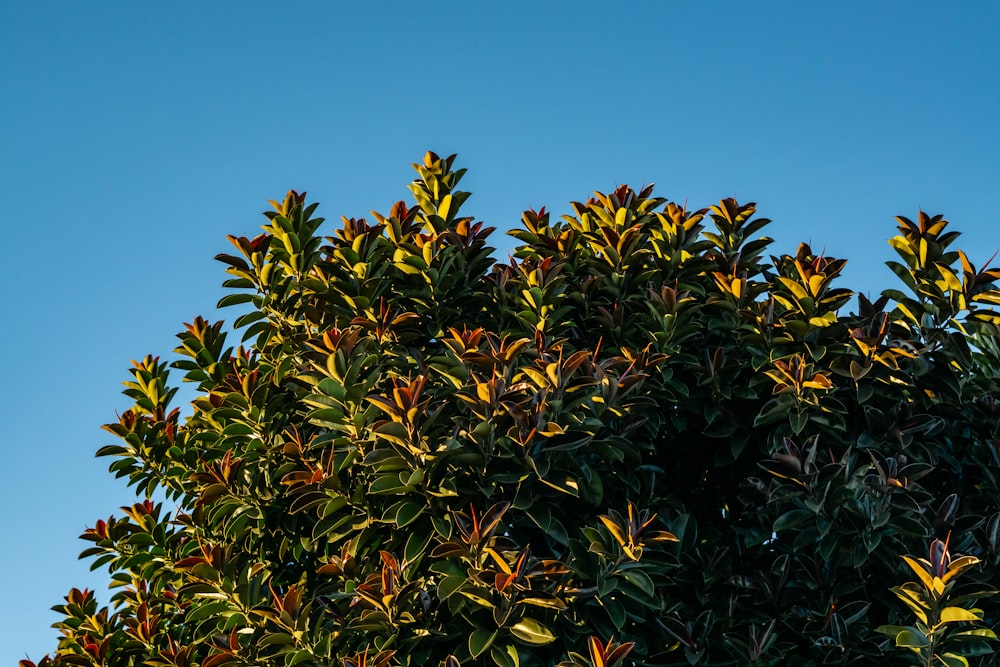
[2,1,998,661]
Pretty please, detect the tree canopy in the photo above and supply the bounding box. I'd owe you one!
[25,152,1000,666]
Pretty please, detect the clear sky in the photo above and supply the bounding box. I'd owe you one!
[2,1,998,661]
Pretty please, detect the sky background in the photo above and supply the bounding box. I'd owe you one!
[2,1,999,661]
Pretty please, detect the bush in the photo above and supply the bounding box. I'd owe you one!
[25,152,1000,666]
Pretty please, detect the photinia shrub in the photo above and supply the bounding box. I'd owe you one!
[23,152,1000,666]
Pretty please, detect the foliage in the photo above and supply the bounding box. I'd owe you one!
[877,537,996,666]
[23,152,1000,666]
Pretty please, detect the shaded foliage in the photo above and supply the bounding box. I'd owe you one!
[24,153,1000,666]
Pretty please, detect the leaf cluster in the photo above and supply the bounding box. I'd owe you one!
[23,153,1000,666]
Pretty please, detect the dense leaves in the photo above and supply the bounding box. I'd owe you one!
[25,153,1000,666]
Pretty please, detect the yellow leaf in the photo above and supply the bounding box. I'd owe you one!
[939,606,982,623]
[936,265,963,292]
[614,207,628,229]
[439,193,453,220]
[483,547,511,574]
[808,274,826,297]
[943,555,981,585]
[598,515,627,548]
[902,556,936,592]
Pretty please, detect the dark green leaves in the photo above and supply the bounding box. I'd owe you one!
[29,153,1000,667]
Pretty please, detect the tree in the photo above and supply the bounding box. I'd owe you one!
[24,152,1000,667]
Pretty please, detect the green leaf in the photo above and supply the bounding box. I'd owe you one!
[404,527,433,564]
[602,596,626,630]
[395,501,424,527]
[876,624,908,638]
[773,509,813,532]
[621,569,655,599]
[518,595,568,610]
[937,653,969,667]
[952,628,999,640]
[469,628,496,658]
[509,618,556,645]
[490,644,520,667]
[894,628,929,648]
[287,649,314,666]
[437,575,466,601]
